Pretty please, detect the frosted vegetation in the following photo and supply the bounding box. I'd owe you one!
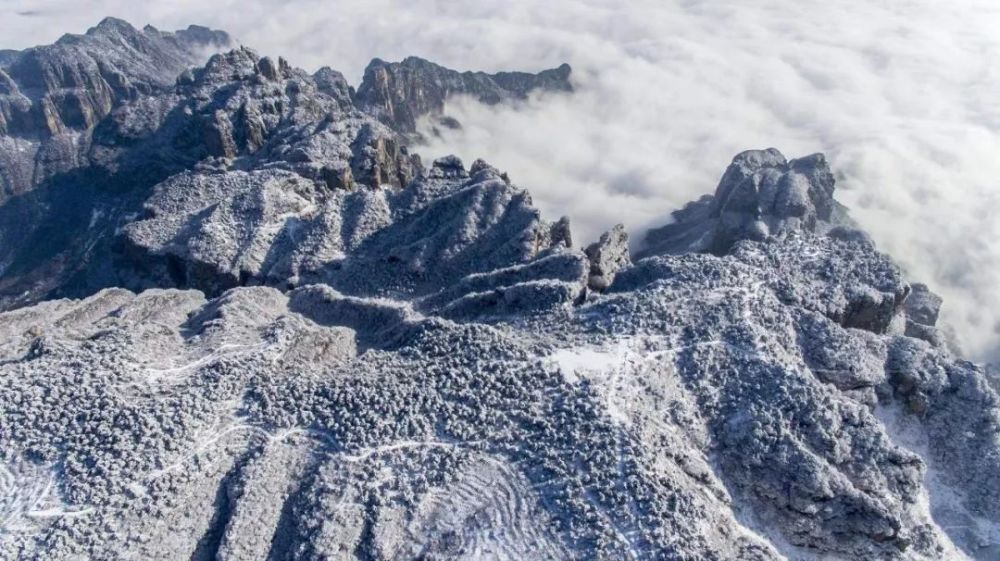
[0,18,997,561]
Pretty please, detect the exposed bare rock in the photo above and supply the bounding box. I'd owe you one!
[354,56,572,134]
[428,154,468,179]
[255,56,281,81]
[641,148,865,258]
[549,216,573,249]
[584,223,630,291]
[903,283,946,346]
[349,123,421,189]
[0,17,229,199]
[906,283,944,327]
[312,66,354,109]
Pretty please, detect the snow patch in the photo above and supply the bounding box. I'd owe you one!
[546,341,631,385]
[875,404,992,560]
[0,458,93,537]
[545,339,639,426]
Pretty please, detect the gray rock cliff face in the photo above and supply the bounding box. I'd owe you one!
[354,56,573,134]
[1,19,998,561]
[0,17,230,200]
[584,223,630,291]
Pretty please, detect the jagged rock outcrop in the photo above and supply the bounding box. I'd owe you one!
[120,154,582,317]
[549,215,574,248]
[312,66,354,109]
[0,17,229,137]
[637,148,906,333]
[641,148,866,257]
[0,17,230,200]
[349,122,421,188]
[584,223,630,291]
[1,19,999,561]
[903,283,947,346]
[354,56,573,133]
[0,26,568,312]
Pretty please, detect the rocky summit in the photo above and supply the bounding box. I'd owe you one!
[0,18,997,561]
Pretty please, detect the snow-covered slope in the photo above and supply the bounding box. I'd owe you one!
[0,18,997,561]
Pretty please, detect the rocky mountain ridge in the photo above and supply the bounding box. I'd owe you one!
[0,18,574,313]
[0,18,997,561]
[0,18,230,200]
[354,56,573,134]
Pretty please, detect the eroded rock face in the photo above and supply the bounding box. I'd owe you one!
[642,148,866,257]
[584,223,630,291]
[0,18,229,138]
[903,283,948,346]
[349,123,421,189]
[0,18,230,201]
[354,56,573,134]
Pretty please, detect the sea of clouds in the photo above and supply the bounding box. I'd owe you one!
[3,0,999,362]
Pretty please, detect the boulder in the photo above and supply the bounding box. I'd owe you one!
[584,223,630,291]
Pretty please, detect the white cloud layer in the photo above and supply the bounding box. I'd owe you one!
[3,0,999,362]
